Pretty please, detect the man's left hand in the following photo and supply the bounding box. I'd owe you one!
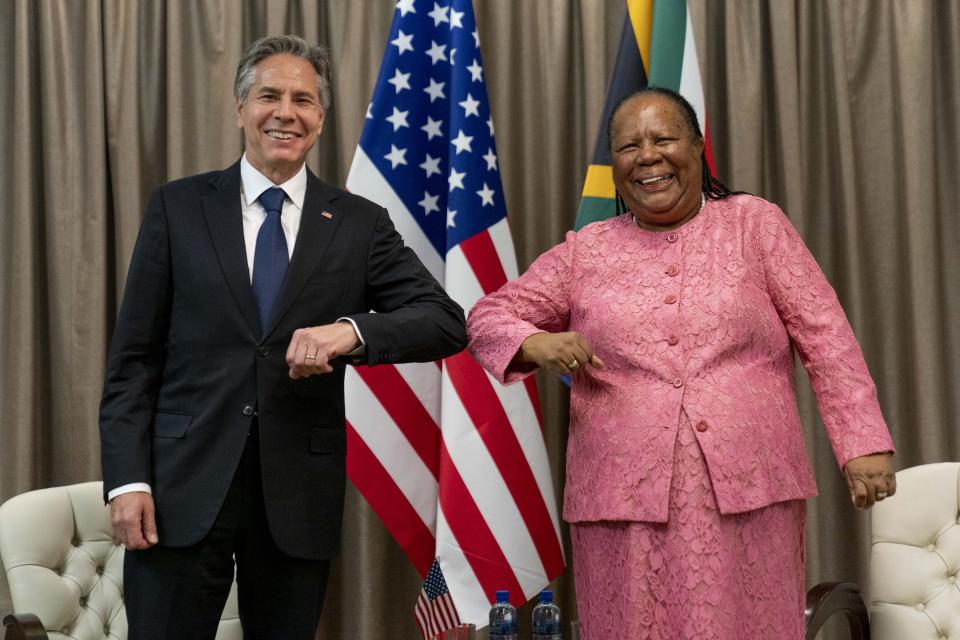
[843,452,896,510]
[286,322,359,379]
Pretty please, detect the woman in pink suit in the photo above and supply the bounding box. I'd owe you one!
[466,88,896,639]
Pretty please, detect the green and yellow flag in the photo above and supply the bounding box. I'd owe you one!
[574,0,716,230]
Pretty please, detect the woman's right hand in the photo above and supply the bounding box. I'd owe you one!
[518,332,605,374]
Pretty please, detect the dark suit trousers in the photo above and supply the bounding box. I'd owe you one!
[124,422,330,640]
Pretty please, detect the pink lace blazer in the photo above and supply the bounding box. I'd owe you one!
[467,195,894,523]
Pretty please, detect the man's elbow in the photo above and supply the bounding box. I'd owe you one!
[439,306,468,355]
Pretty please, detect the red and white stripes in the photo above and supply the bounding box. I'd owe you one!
[346,148,564,626]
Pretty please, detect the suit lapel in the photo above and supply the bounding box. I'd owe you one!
[262,171,343,339]
[200,162,262,337]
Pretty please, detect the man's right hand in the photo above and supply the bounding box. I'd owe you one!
[109,491,159,549]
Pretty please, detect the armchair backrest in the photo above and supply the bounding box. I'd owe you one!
[0,482,241,640]
[869,462,960,640]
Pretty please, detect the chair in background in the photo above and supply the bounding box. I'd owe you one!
[0,481,241,640]
[805,462,960,640]
[804,581,869,639]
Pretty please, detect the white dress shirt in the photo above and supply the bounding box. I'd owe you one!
[240,153,305,277]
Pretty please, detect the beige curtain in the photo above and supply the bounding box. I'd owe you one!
[2,1,958,638]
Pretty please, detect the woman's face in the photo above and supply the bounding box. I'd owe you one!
[610,94,704,229]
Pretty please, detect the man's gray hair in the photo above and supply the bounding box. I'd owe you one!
[234,35,331,109]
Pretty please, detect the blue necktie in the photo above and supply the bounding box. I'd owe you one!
[252,187,289,328]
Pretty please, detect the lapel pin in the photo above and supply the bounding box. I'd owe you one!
[321,211,333,219]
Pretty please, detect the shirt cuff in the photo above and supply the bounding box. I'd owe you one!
[336,317,367,357]
[108,483,152,501]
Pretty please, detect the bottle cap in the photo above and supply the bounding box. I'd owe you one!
[495,590,509,603]
[539,589,553,603]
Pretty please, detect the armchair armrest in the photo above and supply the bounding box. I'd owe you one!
[2,613,48,640]
[804,582,869,640]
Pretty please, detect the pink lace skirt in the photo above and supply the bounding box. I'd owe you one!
[571,412,806,640]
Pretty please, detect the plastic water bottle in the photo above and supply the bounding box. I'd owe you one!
[488,590,518,640]
[532,589,562,640]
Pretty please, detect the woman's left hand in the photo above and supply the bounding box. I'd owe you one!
[843,452,896,510]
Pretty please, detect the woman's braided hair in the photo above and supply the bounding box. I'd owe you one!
[609,87,744,215]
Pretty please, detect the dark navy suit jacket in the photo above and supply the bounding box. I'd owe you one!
[99,161,466,559]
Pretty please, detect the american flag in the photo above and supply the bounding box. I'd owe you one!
[415,560,461,638]
[344,0,565,633]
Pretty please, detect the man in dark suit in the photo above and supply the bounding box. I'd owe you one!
[99,35,466,639]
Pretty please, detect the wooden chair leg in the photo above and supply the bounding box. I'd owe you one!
[805,582,870,640]
[2,613,49,640]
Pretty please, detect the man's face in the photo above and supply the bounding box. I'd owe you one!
[236,54,325,182]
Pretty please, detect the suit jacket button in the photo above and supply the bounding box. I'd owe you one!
[696,420,709,432]
[242,405,254,416]
[258,347,269,357]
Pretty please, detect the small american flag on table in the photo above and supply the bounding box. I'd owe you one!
[415,559,461,638]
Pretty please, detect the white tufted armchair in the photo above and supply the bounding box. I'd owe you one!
[0,482,241,640]
[868,462,960,639]
[805,462,960,640]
